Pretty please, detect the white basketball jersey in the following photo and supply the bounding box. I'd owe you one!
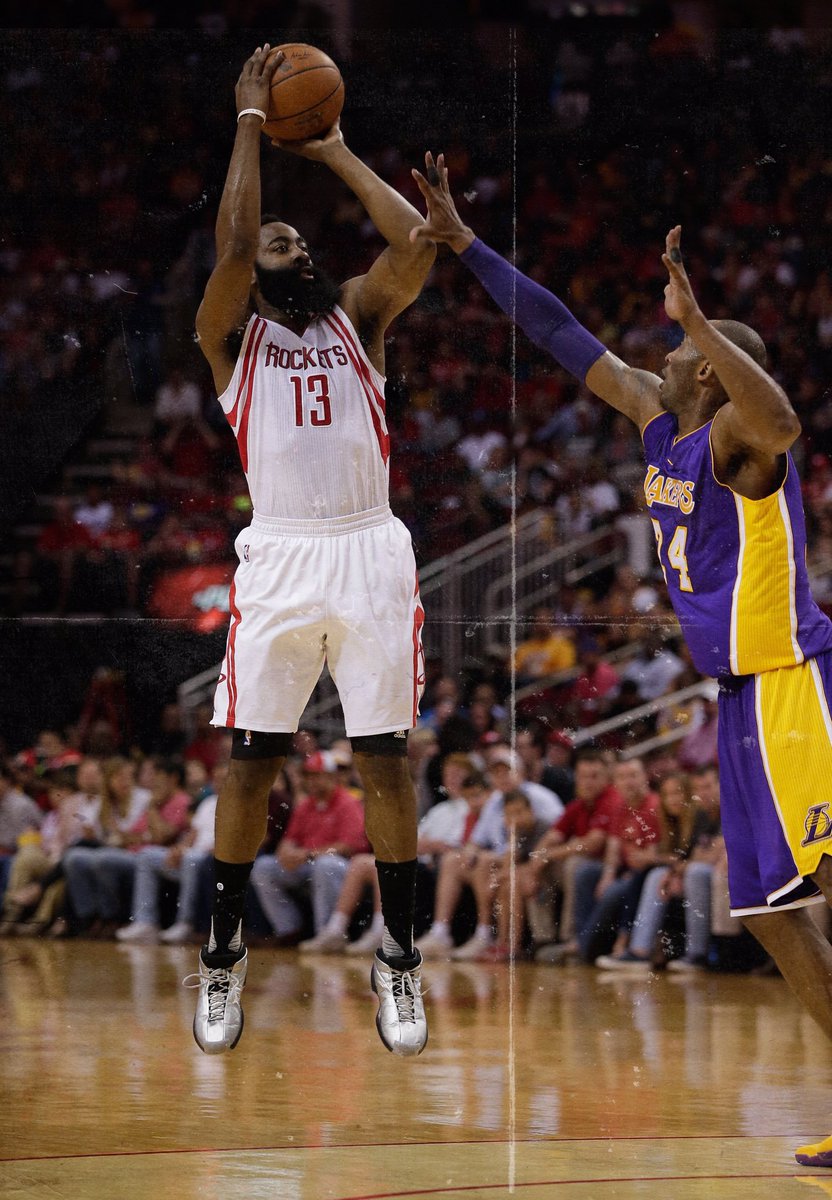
[218,305,390,520]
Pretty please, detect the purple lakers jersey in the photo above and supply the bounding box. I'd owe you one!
[641,410,832,677]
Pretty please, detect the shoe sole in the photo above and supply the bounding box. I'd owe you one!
[370,965,428,1058]
[192,1008,244,1055]
[795,1150,832,1167]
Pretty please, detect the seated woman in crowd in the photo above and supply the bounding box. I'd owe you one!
[115,769,221,944]
[63,758,188,937]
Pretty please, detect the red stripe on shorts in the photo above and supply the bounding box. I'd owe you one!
[411,571,425,726]
[324,312,390,465]
[225,579,242,728]
[236,319,267,473]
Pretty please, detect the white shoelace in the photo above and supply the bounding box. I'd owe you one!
[391,968,421,1024]
[183,966,244,1023]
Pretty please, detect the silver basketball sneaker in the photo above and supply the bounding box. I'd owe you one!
[188,949,247,1054]
[371,950,428,1056]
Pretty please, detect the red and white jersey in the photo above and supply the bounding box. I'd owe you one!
[218,305,390,520]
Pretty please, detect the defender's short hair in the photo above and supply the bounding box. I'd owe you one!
[710,320,767,370]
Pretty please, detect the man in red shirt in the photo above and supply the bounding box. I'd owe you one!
[574,757,660,963]
[521,749,623,959]
[250,752,368,942]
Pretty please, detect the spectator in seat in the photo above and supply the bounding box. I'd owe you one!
[250,752,368,944]
[513,606,576,686]
[0,760,42,904]
[523,748,623,959]
[302,769,490,957]
[115,784,218,944]
[595,769,710,970]
[63,757,189,937]
[0,767,101,936]
[153,365,202,430]
[573,756,661,964]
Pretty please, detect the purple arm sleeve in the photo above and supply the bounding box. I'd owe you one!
[459,237,607,382]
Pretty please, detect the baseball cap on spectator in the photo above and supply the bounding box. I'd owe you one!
[547,731,574,750]
[302,751,337,774]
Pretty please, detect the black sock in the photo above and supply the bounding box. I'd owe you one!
[205,858,254,960]
[375,858,417,958]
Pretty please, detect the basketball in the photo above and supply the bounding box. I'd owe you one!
[263,43,344,142]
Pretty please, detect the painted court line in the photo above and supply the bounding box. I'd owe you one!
[336,1174,815,1200]
[0,1132,805,1165]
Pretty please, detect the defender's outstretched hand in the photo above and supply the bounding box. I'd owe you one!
[410,152,475,253]
[236,45,284,118]
[661,226,701,327]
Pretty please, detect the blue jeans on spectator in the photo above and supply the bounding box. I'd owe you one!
[251,854,350,937]
[64,846,137,924]
[574,859,647,962]
[627,865,670,958]
[129,845,210,928]
[623,862,714,963]
[681,860,713,962]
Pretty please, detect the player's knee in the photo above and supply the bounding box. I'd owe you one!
[350,730,409,758]
[230,728,293,761]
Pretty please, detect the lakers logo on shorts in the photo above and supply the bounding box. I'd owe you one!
[801,803,832,847]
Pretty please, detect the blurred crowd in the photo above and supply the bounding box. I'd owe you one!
[7,17,832,620]
[0,702,771,977]
[3,11,832,973]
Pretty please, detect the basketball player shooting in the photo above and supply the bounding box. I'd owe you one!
[190,46,435,1058]
[412,152,832,1165]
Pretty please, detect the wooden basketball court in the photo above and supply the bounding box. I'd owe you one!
[1,941,830,1198]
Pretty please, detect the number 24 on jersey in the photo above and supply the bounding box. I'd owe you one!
[651,519,693,592]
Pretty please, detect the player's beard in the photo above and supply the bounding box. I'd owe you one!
[254,262,340,319]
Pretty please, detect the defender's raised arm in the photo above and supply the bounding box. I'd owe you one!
[660,225,800,459]
[411,151,663,432]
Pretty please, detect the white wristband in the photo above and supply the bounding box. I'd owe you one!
[237,107,267,124]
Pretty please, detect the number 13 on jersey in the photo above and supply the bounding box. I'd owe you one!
[651,519,693,592]
[291,374,332,427]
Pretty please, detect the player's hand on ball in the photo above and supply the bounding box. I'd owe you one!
[662,225,700,326]
[270,118,345,159]
[410,152,475,254]
[236,45,284,118]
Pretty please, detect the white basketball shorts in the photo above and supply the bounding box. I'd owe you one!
[212,504,425,737]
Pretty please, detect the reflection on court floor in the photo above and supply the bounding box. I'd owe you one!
[0,942,828,1198]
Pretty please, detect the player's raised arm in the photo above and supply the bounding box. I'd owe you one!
[410,152,663,432]
[273,123,436,344]
[661,225,801,458]
[195,46,283,394]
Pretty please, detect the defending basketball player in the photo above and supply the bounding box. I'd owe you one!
[412,152,832,1164]
[190,47,435,1058]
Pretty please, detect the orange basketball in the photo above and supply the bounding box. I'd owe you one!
[263,43,344,142]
